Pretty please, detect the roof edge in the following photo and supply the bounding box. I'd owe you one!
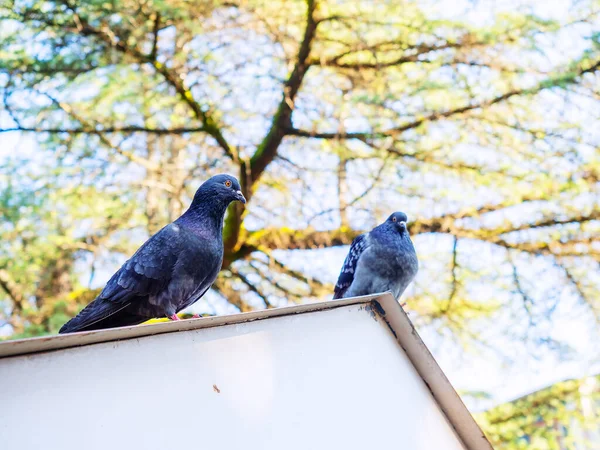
[372,294,493,450]
[0,295,378,359]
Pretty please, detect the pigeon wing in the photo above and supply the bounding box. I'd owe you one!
[99,224,182,304]
[333,233,368,299]
[59,225,183,333]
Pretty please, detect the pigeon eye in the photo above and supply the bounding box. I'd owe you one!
[392,217,397,222]
[224,180,232,187]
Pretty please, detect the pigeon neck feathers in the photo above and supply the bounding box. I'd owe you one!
[371,221,412,246]
[177,188,230,235]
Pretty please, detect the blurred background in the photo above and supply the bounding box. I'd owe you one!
[1,0,599,447]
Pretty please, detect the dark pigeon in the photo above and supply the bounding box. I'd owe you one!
[333,212,418,301]
[59,174,246,334]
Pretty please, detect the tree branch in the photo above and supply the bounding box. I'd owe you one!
[285,58,600,140]
[444,236,459,313]
[36,91,162,172]
[232,270,274,308]
[255,250,331,294]
[59,5,235,160]
[150,12,160,61]
[306,153,388,225]
[0,126,207,135]
[507,252,536,327]
[0,269,27,314]
[248,0,318,187]
[238,204,600,263]
[223,0,319,254]
[307,42,469,69]
[556,260,600,322]
[244,226,358,251]
[213,277,253,313]
[494,210,600,235]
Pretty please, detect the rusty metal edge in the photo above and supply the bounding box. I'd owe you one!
[0,292,492,450]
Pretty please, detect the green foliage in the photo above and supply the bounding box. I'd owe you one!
[477,376,600,449]
[0,1,598,370]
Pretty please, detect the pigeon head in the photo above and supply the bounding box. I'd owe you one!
[192,174,246,208]
[386,211,409,233]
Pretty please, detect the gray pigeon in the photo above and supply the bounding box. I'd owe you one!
[333,212,418,301]
[59,174,246,333]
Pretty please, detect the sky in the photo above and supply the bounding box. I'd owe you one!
[1,0,600,413]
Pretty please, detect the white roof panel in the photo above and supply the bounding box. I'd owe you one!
[0,293,492,450]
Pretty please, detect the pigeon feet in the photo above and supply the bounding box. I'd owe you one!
[168,314,181,321]
[191,314,201,319]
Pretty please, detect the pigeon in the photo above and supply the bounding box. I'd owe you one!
[59,174,246,334]
[333,212,418,301]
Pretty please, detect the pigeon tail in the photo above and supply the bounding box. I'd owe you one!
[59,299,146,334]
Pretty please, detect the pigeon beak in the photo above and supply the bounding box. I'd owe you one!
[399,221,407,230]
[235,190,247,204]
